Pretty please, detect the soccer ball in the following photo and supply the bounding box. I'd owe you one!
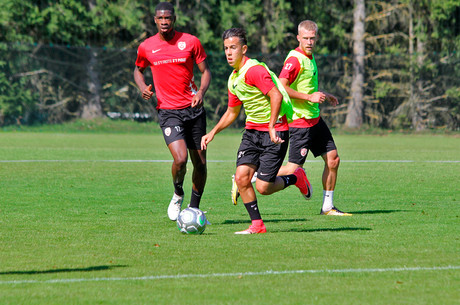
[176,207,207,234]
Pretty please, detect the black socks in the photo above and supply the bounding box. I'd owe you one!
[174,182,184,196]
[280,174,297,188]
[244,200,262,220]
[189,189,202,208]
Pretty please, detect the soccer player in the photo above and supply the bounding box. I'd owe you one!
[201,28,312,234]
[133,2,212,221]
[277,20,351,216]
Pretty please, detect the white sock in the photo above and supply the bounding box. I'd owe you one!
[322,190,334,212]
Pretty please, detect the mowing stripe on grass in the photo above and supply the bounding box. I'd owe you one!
[1,265,458,285]
[0,159,459,163]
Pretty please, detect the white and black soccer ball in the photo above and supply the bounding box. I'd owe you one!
[176,207,207,234]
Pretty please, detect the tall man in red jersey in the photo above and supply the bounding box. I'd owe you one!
[201,28,311,234]
[134,2,211,221]
[278,20,351,216]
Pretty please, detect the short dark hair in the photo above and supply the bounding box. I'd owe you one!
[222,28,247,46]
[155,2,175,15]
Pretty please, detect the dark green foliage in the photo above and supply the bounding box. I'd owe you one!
[0,0,458,129]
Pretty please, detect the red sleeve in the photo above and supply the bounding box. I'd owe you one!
[278,56,301,84]
[228,89,242,107]
[245,65,275,95]
[135,42,149,68]
[192,36,207,65]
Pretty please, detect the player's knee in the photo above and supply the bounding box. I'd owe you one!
[328,155,340,170]
[255,180,273,195]
[235,173,251,188]
[174,156,188,169]
[256,185,271,195]
[194,161,207,174]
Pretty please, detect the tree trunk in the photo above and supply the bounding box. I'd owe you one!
[81,0,102,120]
[408,2,426,131]
[345,0,365,128]
[408,2,422,131]
[81,49,102,120]
[260,0,270,54]
[409,2,415,97]
[413,16,427,131]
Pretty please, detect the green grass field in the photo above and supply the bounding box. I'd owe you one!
[1,123,459,304]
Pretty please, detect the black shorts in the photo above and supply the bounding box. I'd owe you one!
[236,129,289,183]
[158,107,206,150]
[288,117,337,164]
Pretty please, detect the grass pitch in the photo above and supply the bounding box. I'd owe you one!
[0,124,459,304]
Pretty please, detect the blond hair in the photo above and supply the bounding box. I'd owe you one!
[298,20,318,34]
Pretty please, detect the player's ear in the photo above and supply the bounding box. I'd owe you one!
[242,44,248,55]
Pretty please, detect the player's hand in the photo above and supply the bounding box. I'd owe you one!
[201,133,214,150]
[269,128,284,145]
[142,84,154,100]
[191,90,204,108]
[308,92,326,104]
[326,94,339,106]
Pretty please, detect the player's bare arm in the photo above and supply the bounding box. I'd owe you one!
[133,66,154,100]
[191,60,212,108]
[308,91,327,103]
[201,105,241,150]
[325,92,339,106]
[279,78,326,104]
[266,86,284,144]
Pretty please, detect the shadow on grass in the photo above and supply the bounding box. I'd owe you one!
[0,265,128,276]
[221,218,308,225]
[276,227,372,233]
[349,209,409,214]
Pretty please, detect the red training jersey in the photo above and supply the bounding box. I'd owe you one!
[279,47,320,128]
[228,58,289,131]
[135,31,207,110]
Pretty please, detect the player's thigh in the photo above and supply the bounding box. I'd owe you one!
[189,148,206,168]
[167,139,188,164]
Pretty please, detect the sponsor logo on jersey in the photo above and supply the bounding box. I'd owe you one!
[152,49,161,54]
[153,58,187,66]
[178,41,186,50]
[164,127,171,137]
[301,148,308,157]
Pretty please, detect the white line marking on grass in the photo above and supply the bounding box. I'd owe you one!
[1,265,458,285]
[0,159,459,163]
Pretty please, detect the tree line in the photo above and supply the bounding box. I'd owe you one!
[0,0,458,130]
